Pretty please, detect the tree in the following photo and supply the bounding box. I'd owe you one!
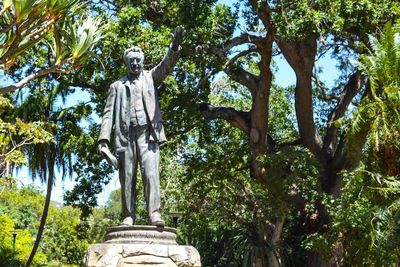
[0,0,102,94]
[0,184,97,266]
[356,22,400,177]
[42,205,90,265]
[7,0,398,265]
[0,186,48,266]
[320,21,400,265]
[111,1,398,265]
[0,96,53,186]
[0,0,103,265]
[192,1,400,265]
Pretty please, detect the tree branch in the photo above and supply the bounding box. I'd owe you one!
[195,47,259,95]
[276,36,323,158]
[213,33,266,54]
[223,48,259,92]
[312,74,340,101]
[266,134,302,152]
[323,72,363,155]
[278,138,302,148]
[131,0,171,25]
[0,137,35,158]
[258,33,274,81]
[0,58,75,94]
[60,81,103,92]
[333,122,369,172]
[247,0,273,31]
[199,103,250,134]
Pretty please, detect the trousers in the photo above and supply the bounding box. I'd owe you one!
[118,124,160,222]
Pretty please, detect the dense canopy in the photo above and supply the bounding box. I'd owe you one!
[0,0,399,266]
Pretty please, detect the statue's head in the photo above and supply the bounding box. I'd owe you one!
[123,46,144,75]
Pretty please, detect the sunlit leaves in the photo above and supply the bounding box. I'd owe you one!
[0,185,92,265]
[0,118,54,166]
[352,22,400,168]
[0,192,47,265]
[0,0,103,94]
[0,0,80,68]
[312,168,400,264]
[263,0,400,38]
[51,15,103,68]
[307,22,400,264]
[359,23,400,94]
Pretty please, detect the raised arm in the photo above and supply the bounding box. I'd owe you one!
[151,26,184,88]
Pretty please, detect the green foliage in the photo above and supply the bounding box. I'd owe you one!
[250,0,400,39]
[359,22,400,92]
[0,0,103,67]
[301,168,400,265]
[42,205,89,265]
[0,0,80,68]
[268,85,297,142]
[0,246,22,267]
[0,214,47,266]
[0,0,103,94]
[352,22,400,176]
[2,1,400,266]
[0,185,44,229]
[0,95,54,179]
[0,185,95,266]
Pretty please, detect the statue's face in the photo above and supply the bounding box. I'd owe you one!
[125,52,144,75]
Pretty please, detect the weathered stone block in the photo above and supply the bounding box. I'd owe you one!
[84,226,201,267]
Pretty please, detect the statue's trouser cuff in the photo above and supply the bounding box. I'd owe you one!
[118,125,160,223]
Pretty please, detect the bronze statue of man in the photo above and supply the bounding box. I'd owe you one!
[98,27,183,226]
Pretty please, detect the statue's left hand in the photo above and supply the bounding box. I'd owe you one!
[171,26,184,51]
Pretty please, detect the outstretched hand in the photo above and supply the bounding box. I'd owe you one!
[171,26,184,51]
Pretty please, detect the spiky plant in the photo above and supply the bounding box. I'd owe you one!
[354,22,400,176]
[0,0,103,94]
[345,21,400,263]
[0,0,81,68]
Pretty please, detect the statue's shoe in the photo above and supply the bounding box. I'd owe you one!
[150,212,165,227]
[121,216,133,225]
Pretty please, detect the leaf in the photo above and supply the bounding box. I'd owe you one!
[1,0,12,12]
[53,25,62,64]
[70,16,103,59]
[14,0,37,23]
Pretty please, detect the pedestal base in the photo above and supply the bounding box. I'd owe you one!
[84,225,201,267]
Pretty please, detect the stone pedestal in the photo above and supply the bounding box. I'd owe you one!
[84,225,201,267]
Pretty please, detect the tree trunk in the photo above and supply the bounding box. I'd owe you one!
[25,174,53,267]
[249,82,270,181]
[268,216,285,267]
[277,36,351,266]
[249,38,273,181]
[276,36,323,158]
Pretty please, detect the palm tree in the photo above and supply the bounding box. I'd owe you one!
[0,1,103,265]
[22,15,103,266]
[22,85,72,267]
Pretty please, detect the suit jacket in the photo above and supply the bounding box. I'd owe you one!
[98,47,179,152]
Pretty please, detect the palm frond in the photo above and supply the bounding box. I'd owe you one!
[353,22,400,157]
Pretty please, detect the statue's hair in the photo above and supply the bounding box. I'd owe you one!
[123,46,144,64]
